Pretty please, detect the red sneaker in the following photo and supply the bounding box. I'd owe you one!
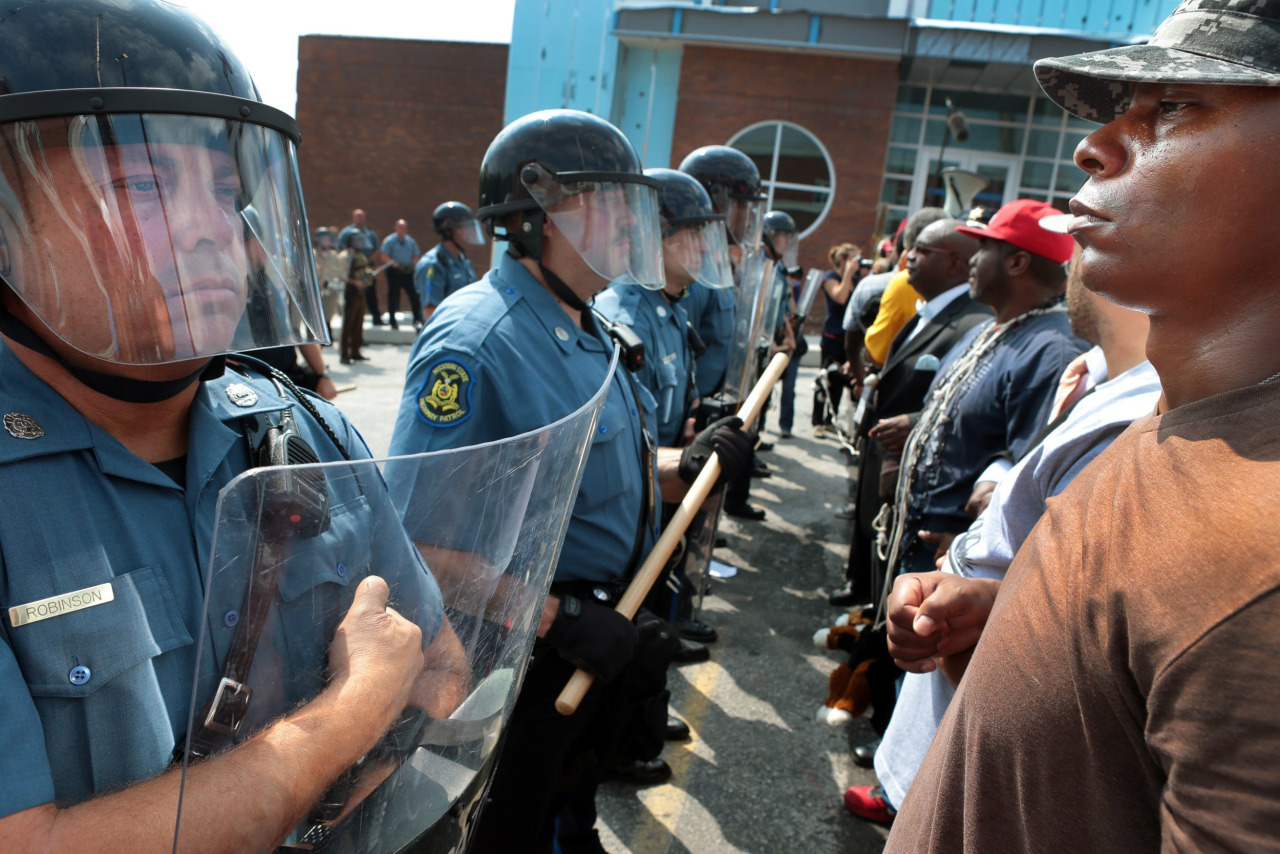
[843,785,897,823]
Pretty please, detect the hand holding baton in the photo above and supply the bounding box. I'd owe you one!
[555,351,792,715]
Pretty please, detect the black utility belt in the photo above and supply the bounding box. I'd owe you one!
[550,578,629,608]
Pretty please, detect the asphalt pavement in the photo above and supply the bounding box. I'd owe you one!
[322,320,890,854]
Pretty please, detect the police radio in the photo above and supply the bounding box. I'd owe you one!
[593,310,646,373]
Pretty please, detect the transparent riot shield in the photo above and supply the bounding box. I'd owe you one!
[759,263,787,350]
[175,352,618,853]
[722,249,775,406]
[797,268,824,319]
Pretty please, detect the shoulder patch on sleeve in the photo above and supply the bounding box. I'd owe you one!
[416,358,474,427]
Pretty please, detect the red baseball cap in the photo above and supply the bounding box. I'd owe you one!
[956,199,1074,264]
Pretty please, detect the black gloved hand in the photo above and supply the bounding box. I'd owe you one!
[543,595,638,683]
[678,415,752,489]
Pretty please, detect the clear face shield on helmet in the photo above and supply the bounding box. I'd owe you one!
[0,113,325,365]
[709,187,765,252]
[664,216,735,291]
[722,249,773,403]
[521,163,665,289]
[445,216,487,248]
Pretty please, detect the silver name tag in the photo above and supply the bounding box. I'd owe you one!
[8,583,115,628]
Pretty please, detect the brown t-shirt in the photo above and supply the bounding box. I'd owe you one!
[887,380,1280,853]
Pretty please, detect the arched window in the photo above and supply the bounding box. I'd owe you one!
[728,120,834,239]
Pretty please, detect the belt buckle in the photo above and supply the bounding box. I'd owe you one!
[204,676,253,738]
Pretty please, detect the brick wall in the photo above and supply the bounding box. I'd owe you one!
[296,36,507,278]
[670,46,899,323]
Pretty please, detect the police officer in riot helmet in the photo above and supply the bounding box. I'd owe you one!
[416,201,483,323]
[0,1,457,848]
[761,210,805,439]
[678,144,768,258]
[387,109,753,853]
[679,144,773,523]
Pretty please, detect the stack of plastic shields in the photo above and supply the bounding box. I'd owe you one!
[721,249,774,407]
[174,352,618,853]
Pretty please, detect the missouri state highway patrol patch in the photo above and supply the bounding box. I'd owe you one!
[416,359,473,427]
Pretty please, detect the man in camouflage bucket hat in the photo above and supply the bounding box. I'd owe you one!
[878,2,1280,852]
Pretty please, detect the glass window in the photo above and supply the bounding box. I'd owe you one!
[925,120,1024,155]
[896,86,928,112]
[1055,164,1087,193]
[728,121,835,239]
[732,124,776,156]
[1026,129,1060,158]
[881,177,913,206]
[1031,97,1065,126]
[890,115,922,145]
[1021,160,1055,190]
[1059,132,1089,160]
[928,89,1028,123]
[885,145,915,176]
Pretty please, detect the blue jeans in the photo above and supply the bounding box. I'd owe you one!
[778,353,802,432]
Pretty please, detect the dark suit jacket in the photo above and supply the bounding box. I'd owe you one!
[868,293,993,426]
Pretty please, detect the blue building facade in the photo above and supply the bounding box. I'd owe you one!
[502,0,1174,264]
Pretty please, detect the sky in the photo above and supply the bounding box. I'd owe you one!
[173,0,517,114]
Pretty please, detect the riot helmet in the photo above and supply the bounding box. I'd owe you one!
[678,145,766,251]
[314,227,335,250]
[0,0,324,370]
[478,109,665,289]
[645,168,734,291]
[432,201,486,247]
[762,210,800,268]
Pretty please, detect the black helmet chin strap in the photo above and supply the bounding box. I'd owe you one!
[538,263,597,336]
[0,312,224,403]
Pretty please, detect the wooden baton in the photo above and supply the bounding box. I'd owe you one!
[555,350,792,715]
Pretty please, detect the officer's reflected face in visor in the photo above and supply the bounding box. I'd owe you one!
[545,184,636,280]
[707,185,764,250]
[0,114,324,365]
[663,226,704,289]
[522,164,665,289]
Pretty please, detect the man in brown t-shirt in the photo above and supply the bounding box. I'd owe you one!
[882,1,1280,850]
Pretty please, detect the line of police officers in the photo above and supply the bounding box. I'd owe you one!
[0,1,802,851]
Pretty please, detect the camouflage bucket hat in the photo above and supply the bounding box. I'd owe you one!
[1034,0,1280,123]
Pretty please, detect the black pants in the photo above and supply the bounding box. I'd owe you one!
[469,647,612,854]
[813,335,848,426]
[340,284,365,361]
[384,268,421,328]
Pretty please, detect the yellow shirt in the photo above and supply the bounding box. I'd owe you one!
[864,269,920,365]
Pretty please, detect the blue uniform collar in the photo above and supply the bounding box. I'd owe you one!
[0,345,294,490]
[494,254,610,357]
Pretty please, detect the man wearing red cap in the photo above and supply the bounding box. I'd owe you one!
[875,199,1087,579]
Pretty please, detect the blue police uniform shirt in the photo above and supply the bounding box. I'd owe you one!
[415,244,478,308]
[682,282,736,398]
[906,310,1089,537]
[336,224,379,255]
[595,285,692,447]
[388,253,659,584]
[0,349,444,818]
[380,233,421,268]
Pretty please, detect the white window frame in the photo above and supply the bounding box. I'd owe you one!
[728,119,836,240]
